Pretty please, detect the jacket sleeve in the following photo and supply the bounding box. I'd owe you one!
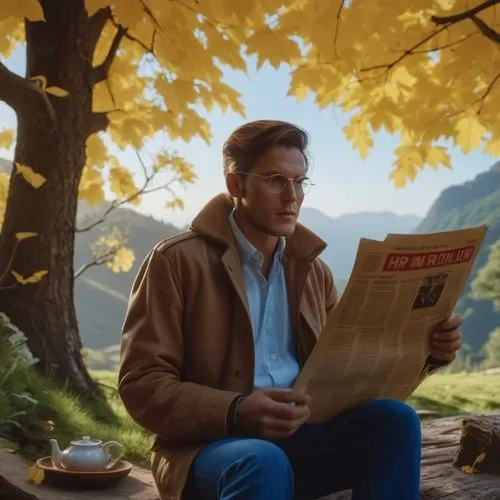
[118,249,241,442]
[419,355,450,380]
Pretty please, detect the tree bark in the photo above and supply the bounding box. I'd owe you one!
[0,1,105,400]
[454,415,500,474]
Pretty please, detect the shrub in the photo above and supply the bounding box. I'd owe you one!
[0,312,42,453]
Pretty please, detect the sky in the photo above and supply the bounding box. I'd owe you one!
[0,45,496,229]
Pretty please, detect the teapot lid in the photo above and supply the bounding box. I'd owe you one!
[70,436,103,446]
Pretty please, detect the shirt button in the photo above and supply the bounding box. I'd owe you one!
[270,353,277,360]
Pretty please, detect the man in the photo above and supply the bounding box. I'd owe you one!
[118,120,463,500]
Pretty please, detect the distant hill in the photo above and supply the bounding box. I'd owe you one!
[0,158,11,172]
[299,208,421,278]
[76,203,419,350]
[0,156,423,359]
[74,203,180,348]
[415,161,500,355]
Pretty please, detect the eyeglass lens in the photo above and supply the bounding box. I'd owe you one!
[268,175,312,194]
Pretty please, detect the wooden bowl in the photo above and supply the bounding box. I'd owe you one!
[35,457,133,489]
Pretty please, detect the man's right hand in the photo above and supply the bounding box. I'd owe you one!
[234,388,311,439]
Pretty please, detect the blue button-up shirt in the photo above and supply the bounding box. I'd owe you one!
[229,211,300,390]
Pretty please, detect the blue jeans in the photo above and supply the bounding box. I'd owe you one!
[183,399,422,500]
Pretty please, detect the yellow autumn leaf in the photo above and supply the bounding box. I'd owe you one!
[153,153,171,172]
[460,465,476,474]
[389,66,417,89]
[2,0,499,201]
[79,166,105,206]
[27,465,45,485]
[455,116,487,154]
[171,156,196,182]
[15,232,38,241]
[108,160,140,204]
[343,114,374,159]
[45,86,69,97]
[165,198,185,211]
[108,247,135,273]
[0,171,8,226]
[5,0,46,22]
[484,137,500,156]
[426,146,451,170]
[11,270,48,285]
[388,169,407,188]
[84,0,109,16]
[0,128,14,149]
[245,29,301,69]
[15,163,47,189]
[222,0,254,22]
[85,134,108,169]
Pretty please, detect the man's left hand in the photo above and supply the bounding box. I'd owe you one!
[428,315,463,362]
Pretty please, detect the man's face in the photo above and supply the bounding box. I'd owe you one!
[233,146,308,238]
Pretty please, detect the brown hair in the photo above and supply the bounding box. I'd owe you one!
[223,120,310,176]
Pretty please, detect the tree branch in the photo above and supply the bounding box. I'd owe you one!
[390,32,478,55]
[333,0,345,58]
[89,7,112,50]
[360,1,499,76]
[76,201,120,233]
[139,0,162,32]
[477,71,500,114]
[74,248,116,278]
[87,111,110,135]
[431,0,499,25]
[90,25,127,85]
[76,151,180,233]
[110,17,155,53]
[361,24,450,72]
[0,60,44,114]
[470,14,500,44]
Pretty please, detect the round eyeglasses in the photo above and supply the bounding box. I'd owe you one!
[239,173,314,194]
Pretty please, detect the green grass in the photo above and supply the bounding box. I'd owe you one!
[3,362,500,471]
[409,371,500,415]
[0,343,152,468]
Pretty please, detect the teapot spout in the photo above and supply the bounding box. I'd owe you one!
[49,438,63,468]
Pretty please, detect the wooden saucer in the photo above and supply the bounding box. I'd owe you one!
[35,457,133,489]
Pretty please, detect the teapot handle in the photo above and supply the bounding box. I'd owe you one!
[102,441,124,470]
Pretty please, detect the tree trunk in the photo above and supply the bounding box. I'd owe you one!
[454,415,500,475]
[0,1,104,400]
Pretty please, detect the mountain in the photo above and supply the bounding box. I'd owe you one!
[74,204,180,349]
[75,204,419,350]
[0,158,11,171]
[415,162,500,355]
[0,157,422,357]
[299,208,421,279]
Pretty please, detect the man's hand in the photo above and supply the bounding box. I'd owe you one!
[235,388,310,439]
[428,315,464,363]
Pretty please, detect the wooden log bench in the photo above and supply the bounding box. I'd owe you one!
[1,415,500,499]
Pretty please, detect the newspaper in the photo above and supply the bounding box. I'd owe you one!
[293,225,488,422]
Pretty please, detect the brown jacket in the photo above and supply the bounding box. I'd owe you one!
[118,193,435,500]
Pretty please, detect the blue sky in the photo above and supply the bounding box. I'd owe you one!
[0,45,495,228]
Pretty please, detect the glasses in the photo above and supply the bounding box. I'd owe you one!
[239,173,314,194]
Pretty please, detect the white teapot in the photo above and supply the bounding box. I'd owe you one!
[49,436,123,471]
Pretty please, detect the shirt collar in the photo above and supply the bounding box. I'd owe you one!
[190,193,327,262]
[228,210,286,266]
